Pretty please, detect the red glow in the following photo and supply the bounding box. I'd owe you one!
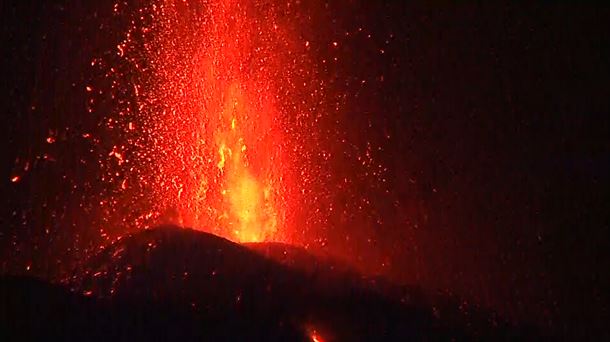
[307,327,325,342]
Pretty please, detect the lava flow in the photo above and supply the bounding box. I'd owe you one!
[95,0,325,243]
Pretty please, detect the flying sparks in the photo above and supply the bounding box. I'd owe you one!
[93,0,327,243]
[52,0,393,269]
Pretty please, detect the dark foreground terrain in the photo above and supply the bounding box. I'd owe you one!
[1,226,537,340]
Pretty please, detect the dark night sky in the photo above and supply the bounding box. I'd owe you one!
[1,1,608,338]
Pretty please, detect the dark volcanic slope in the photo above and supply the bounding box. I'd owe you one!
[2,226,536,340]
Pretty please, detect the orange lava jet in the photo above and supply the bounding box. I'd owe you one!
[101,0,321,243]
[209,82,281,242]
[143,1,291,243]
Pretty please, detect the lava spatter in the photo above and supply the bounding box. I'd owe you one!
[95,0,325,243]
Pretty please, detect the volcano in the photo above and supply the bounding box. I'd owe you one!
[1,225,536,340]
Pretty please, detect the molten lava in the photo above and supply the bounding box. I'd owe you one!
[86,0,386,261]
[96,0,322,243]
[210,82,280,242]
